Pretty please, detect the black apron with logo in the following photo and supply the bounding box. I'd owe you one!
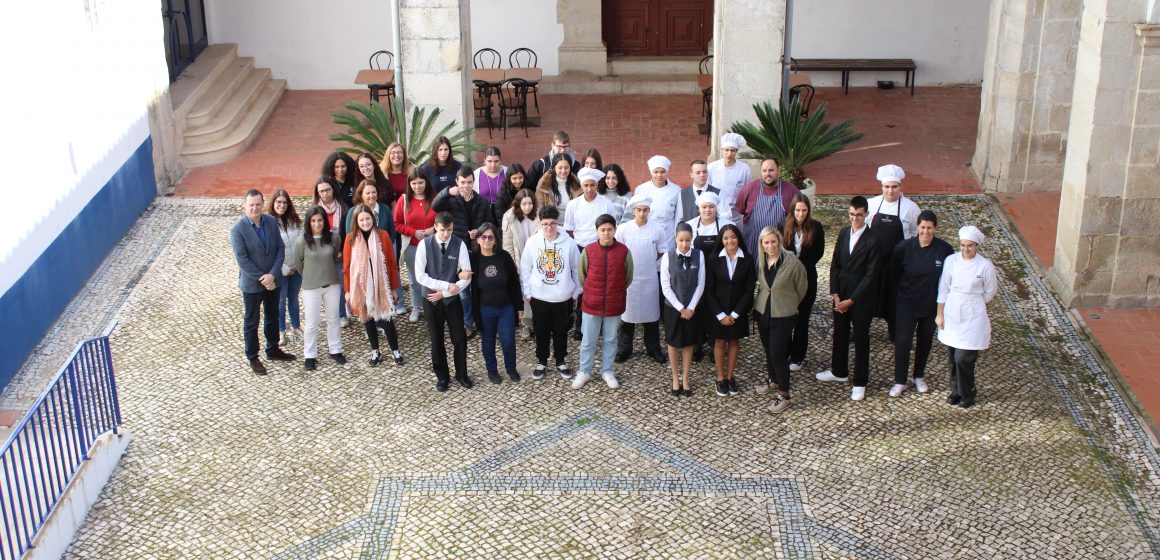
[871,198,906,320]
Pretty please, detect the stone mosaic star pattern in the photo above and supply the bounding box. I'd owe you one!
[55,196,1159,559]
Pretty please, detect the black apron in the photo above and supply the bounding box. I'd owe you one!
[692,218,721,255]
[871,197,906,319]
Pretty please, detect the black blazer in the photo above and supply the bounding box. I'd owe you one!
[786,219,825,297]
[702,252,757,320]
[432,189,494,243]
[829,225,881,317]
[469,249,523,321]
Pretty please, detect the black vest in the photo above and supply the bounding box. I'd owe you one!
[424,235,465,304]
[665,248,702,309]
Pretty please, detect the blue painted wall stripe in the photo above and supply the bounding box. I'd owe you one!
[0,138,156,390]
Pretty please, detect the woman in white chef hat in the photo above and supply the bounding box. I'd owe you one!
[935,225,997,409]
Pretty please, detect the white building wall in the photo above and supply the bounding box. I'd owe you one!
[791,0,990,86]
[205,0,393,89]
[202,0,986,88]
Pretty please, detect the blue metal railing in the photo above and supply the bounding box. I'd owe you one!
[0,336,122,560]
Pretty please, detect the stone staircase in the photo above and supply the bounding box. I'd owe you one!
[170,43,286,167]
[541,56,703,95]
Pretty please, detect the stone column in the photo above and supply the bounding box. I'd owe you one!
[971,0,1081,193]
[399,0,472,140]
[557,0,607,76]
[1049,0,1160,308]
[708,0,784,157]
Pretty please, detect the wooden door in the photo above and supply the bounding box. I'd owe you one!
[604,0,712,57]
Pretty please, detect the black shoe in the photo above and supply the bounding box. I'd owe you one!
[508,370,521,383]
[532,364,546,380]
[304,358,317,371]
[572,330,583,341]
[250,359,267,375]
[614,350,631,363]
[456,376,474,389]
[648,350,667,364]
[557,364,573,379]
[369,349,382,366]
[715,381,728,397]
[267,348,296,361]
[392,349,405,365]
[728,378,740,396]
[487,371,502,384]
[331,353,347,365]
[465,325,477,339]
[946,394,962,405]
[436,380,450,392]
[958,399,975,409]
[680,387,693,397]
[671,387,681,397]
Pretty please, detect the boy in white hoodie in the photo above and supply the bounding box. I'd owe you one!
[520,205,582,380]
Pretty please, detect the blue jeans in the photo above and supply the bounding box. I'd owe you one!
[479,304,517,374]
[460,285,474,327]
[579,313,621,375]
[278,272,302,331]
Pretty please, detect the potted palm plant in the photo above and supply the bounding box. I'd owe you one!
[730,97,862,192]
[330,98,483,165]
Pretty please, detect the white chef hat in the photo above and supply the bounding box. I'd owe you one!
[876,164,905,184]
[626,194,653,212]
[721,132,746,150]
[647,155,672,172]
[695,191,720,208]
[958,225,985,246]
[577,167,606,184]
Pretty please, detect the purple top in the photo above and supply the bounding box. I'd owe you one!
[478,170,506,203]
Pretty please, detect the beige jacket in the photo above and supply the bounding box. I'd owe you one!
[502,208,540,266]
[753,249,808,319]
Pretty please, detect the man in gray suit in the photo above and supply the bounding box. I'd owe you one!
[231,189,296,374]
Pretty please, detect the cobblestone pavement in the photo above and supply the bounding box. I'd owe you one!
[55,196,1159,559]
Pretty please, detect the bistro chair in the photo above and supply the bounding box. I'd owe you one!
[509,48,540,114]
[788,84,816,118]
[698,55,713,119]
[473,80,497,138]
[497,78,531,139]
[367,50,397,116]
[473,48,503,69]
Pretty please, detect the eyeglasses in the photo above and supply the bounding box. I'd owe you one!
[541,222,558,228]
[848,212,866,218]
[478,235,496,240]
[318,187,333,193]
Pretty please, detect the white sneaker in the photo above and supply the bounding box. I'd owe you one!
[571,372,591,389]
[788,362,802,372]
[602,371,620,389]
[914,378,929,393]
[889,384,906,398]
[409,308,420,322]
[851,386,866,401]
[816,370,849,382]
[340,317,350,328]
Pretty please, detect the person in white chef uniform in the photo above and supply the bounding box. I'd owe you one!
[935,225,998,409]
[707,132,753,223]
[633,155,682,253]
[614,194,667,364]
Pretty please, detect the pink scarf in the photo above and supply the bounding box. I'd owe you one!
[349,230,395,322]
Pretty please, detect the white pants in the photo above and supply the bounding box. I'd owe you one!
[303,284,343,358]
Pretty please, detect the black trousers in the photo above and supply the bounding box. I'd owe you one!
[364,318,400,351]
[947,347,980,402]
[617,321,663,355]
[893,312,935,384]
[757,314,795,392]
[832,310,873,387]
[788,295,814,364]
[243,289,280,361]
[425,297,468,382]
[531,298,573,366]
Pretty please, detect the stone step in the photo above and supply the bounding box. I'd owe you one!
[183,67,272,148]
[540,73,700,95]
[608,56,704,76]
[170,43,238,116]
[186,57,256,129]
[181,78,285,167]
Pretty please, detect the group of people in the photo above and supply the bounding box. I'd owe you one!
[231,131,998,411]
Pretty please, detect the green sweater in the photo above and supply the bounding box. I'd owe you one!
[293,236,340,290]
[754,250,808,319]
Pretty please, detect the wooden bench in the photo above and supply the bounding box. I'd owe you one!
[790,58,917,95]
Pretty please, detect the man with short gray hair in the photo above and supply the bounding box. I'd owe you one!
[230,189,296,374]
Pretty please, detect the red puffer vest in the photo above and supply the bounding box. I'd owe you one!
[581,241,630,317]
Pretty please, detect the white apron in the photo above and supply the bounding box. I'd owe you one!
[937,254,997,351]
[616,220,663,323]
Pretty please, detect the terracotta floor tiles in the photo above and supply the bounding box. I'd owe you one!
[998,191,1061,268]
[173,86,982,198]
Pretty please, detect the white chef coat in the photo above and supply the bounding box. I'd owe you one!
[936,253,998,350]
[707,159,752,223]
[564,194,616,248]
[632,180,681,252]
[615,219,664,323]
